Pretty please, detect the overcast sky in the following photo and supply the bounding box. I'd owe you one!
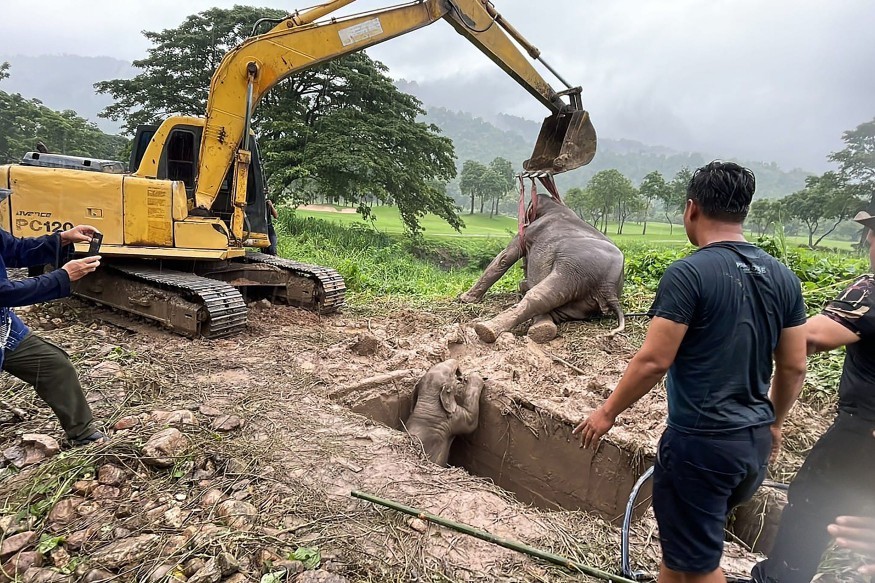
[2,0,873,172]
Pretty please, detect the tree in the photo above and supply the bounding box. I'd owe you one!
[488,157,514,217]
[638,171,669,235]
[829,118,875,246]
[615,182,641,235]
[565,187,587,220]
[783,172,863,247]
[585,169,633,234]
[830,118,875,210]
[746,200,783,236]
[460,160,487,215]
[0,62,9,83]
[661,167,692,235]
[0,90,128,163]
[95,6,459,234]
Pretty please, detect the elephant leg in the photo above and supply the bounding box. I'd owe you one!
[474,271,571,343]
[459,235,523,303]
[527,313,558,344]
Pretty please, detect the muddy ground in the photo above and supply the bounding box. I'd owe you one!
[0,291,850,582]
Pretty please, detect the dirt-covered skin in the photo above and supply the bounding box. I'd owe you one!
[460,194,626,343]
[405,360,484,466]
[0,297,836,582]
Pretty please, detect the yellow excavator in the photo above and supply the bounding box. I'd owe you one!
[0,0,597,338]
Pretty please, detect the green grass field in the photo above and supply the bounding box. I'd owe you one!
[293,205,853,249]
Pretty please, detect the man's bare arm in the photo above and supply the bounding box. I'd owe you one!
[573,316,688,448]
[806,314,859,355]
[768,325,807,462]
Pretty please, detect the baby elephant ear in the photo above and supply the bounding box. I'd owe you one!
[439,383,458,415]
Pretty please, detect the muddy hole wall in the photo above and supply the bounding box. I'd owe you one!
[348,386,652,522]
[346,384,786,555]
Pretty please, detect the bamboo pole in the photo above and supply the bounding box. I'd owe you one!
[351,490,637,583]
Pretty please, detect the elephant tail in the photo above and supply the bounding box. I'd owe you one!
[606,297,625,336]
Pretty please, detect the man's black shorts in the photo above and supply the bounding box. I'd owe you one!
[653,424,772,573]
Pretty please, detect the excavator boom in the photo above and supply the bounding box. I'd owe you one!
[193,0,597,212]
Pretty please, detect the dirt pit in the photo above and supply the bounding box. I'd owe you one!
[0,296,838,581]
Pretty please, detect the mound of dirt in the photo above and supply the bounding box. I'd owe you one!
[0,297,844,582]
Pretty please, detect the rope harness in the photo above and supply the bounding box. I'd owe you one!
[517,172,565,253]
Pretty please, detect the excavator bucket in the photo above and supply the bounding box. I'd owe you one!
[523,110,597,174]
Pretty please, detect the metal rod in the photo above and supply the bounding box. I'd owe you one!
[242,79,254,151]
[351,490,637,583]
[536,55,573,90]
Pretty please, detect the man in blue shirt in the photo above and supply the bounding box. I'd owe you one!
[1,225,106,446]
[574,161,808,583]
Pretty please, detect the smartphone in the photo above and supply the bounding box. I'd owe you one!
[86,232,103,257]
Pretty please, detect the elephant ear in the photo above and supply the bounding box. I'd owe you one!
[439,383,458,416]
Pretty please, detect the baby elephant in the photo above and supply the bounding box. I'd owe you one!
[404,360,484,466]
[460,193,625,343]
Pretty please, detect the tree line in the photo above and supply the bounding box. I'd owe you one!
[0,62,127,164]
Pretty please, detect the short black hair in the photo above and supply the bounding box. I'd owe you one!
[687,161,756,223]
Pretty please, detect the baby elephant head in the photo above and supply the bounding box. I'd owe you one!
[405,359,485,466]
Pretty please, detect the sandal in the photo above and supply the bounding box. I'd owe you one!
[69,430,109,447]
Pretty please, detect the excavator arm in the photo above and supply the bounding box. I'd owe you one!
[194,0,597,213]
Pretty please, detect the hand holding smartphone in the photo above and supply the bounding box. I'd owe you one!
[86,232,104,257]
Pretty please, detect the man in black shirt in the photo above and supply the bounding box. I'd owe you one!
[752,211,875,583]
[575,161,808,583]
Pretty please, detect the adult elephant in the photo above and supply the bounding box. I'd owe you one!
[405,360,484,466]
[460,192,625,343]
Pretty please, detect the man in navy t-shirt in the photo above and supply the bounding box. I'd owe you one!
[574,161,808,583]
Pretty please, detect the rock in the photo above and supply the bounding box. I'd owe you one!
[150,410,198,427]
[97,464,125,486]
[351,333,381,356]
[145,504,170,525]
[273,560,305,576]
[157,535,187,557]
[80,569,115,583]
[112,527,132,539]
[0,515,32,536]
[64,528,94,551]
[1,551,43,580]
[163,506,189,528]
[294,570,349,583]
[255,549,282,570]
[72,480,99,496]
[112,415,140,430]
[147,564,175,582]
[186,553,237,583]
[225,458,248,475]
[90,485,121,500]
[201,489,226,508]
[3,434,60,468]
[215,500,257,530]
[198,405,222,417]
[211,415,243,432]
[89,361,123,379]
[90,534,159,569]
[75,500,100,517]
[48,547,69,569]
[407,518,428,533]
[20,567,71,583]
[22,434,60,457]
[230,490,250,501]
[183,558,205,577]
[142,428,189,468]
[1,531,37,559]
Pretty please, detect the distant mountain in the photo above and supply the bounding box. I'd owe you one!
[0,54,134,134]
[420,107,810,199]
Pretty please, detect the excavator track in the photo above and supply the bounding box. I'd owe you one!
[72,264,248,339]
[242,252,346,314]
